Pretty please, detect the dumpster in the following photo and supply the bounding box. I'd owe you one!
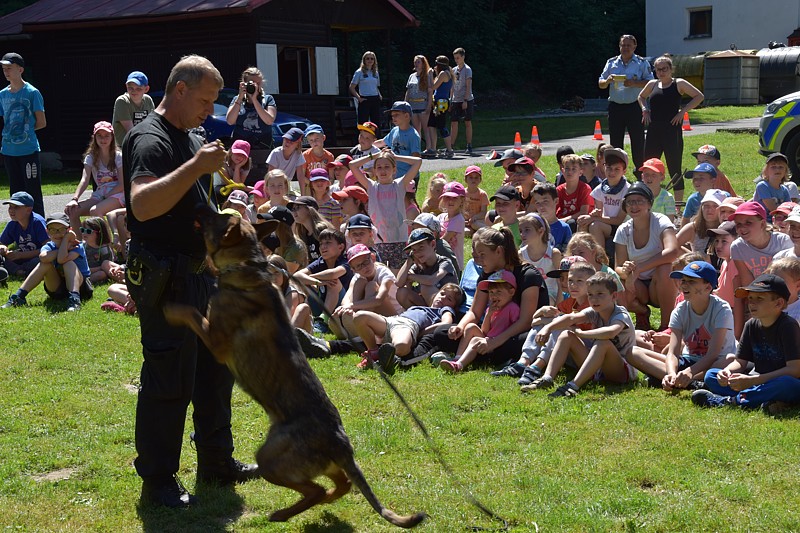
[703,50,760,105]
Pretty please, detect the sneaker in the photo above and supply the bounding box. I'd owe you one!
[762,400,791,416]
[295,327,330,359]
[1,293,26,309]
[548,383,580,398]
[465,144,473,155]
[439,359,463,373]
[686,379,705,391]
[197,457,259,486]
[0,266,7,288]
[66,295,81,312]
[520,376,554,393]
[312,317,330,334]
[444,149,454,159]
[429,351,451,367]
[646,375,662,388]
[422,149,437,157]
[691,389,733,408]
[490,362,525,378]
[517,365,543,386]
[377,343,398,375]
[140,475,197,508]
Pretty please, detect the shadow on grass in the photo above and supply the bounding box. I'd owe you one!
[301,510,355,533]
[136,483,246,532]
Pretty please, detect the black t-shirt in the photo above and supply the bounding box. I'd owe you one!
[123,113,211,256]
[478,263,548,309]
[738,313,800,374]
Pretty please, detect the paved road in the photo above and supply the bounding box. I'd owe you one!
[1,117,760,224]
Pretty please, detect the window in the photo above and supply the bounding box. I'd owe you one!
[256,45,339,95]
[278,47,311,95]
[688,8,712,39]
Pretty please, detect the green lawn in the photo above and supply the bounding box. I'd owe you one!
[3,127,799,532]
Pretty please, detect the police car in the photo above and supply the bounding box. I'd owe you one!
[759,91,800,176]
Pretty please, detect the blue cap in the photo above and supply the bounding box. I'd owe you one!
[670,260,718,289]
[126,71,148,86]
[686,162,717,179]
[2,191,34,207]
[304,124,324,136]
[389,101,413,114]
[346,213,373,229]
[283,127,305,142]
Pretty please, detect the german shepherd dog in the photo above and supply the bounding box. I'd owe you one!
[164,206,426,528]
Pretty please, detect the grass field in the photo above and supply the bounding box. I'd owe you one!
[4,125,800,532]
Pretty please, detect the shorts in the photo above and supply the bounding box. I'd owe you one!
[45,275,94,301]
[412,109,427,115]
[374,242,406,269]
[677,354,702,370]
[91,181,126,207]
[450,100,475,121]
[384,315,420,345]
[593,356,639,384]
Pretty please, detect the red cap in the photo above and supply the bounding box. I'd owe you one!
[332,186,369,204]
[638,158,665,174]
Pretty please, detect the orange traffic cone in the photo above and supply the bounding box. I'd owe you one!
[530,126,540,145]
[593,120,603,140]
[682,112,692,131]
[513,131,522,150]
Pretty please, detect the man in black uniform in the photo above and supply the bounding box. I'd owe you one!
[123,55,257,508]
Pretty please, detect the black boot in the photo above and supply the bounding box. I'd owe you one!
[196,455,259,486]
[140,474,197,508]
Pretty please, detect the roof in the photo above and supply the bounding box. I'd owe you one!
[0,0,417,35]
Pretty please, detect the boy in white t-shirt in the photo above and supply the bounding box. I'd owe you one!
[577,147,630,252]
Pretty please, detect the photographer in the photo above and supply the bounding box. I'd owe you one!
[226,66,277,152]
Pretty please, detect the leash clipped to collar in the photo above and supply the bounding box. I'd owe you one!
[286,269,511,532]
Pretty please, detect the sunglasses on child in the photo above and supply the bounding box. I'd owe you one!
[80,227,95,235]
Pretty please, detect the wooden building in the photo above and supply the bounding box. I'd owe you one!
[0,0,418,160]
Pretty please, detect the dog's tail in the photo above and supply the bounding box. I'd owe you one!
[341,458,426,529]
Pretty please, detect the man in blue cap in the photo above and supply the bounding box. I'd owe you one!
[113,70,154,146]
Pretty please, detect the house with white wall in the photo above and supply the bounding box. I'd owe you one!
[646,0,800,56]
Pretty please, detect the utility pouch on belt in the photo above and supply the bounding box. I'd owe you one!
[126,249,172,308]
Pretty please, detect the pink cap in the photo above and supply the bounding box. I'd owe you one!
[477,269,517,291]
[771,201,797,216]
[440,181,466,198]
[93,121,113,135]
[464,165,482,177]
[230,139,251,158]
[720,196,744,209]
[638,158,665,174]
[344,171,358,188]
[729,201,767,221]
[346,243,372,263]
[309,168,330,182]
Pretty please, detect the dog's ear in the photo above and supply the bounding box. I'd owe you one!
[221,217,245,247]
[255,219,280,241]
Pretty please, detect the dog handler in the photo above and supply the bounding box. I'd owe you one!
[123,55,258,508]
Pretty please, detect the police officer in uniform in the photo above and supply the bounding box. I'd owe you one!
[123,55,257,508]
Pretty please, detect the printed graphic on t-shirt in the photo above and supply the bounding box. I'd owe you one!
[686,325,711,356]
[132,109,149,127]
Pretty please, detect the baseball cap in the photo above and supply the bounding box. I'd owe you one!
[686,162,717,179]
[771,201,796,217]
[546,256,589,279]
[389,101,413,115]
[735,273,790,301]
[404,228,436,251]
[282,127,305,142]
[490,185,522,202]
[346,213,373,230]
[126,70,148,86]
[692,144,721,160]
[729,201,767,221]
[287,196,319,211]
[258,205,294,226]
[580,153,596,163]
[464,165,482,177]
[707,220,737,238]
[45,212,70,228]
[508,157,535,173]
[405,212,440,234]
[332,185,369,204]
[670,260,719,289]
[1,53,24,67]
[327,154,353,168]
[226,189,249,207]
[304,124,324,136]
[720,196,744,210]
[93,121,113,135]
[700,189,729,206]
[308,168,330,182]
[357,121,378,137]
[493,149,523,167]
[639,158,665,174]
[623,181,654,203]
[477,269,517,291]
[230,139,251,158]
[603,147,629,167]
[3,191,34,207]
[766,152,789,165]
[220,207,243,218]
[344,171,358,188]
[346,243,372,263]
[440,181,466,198]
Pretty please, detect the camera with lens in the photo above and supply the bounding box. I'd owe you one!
[246,81,257,95]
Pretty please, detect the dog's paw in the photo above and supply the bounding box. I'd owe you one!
[268,510,291,522]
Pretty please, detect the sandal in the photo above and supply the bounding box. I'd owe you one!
[517,365,543,386]
[439,359,463,373]
[520,376,553,392]
[548,383,579,398]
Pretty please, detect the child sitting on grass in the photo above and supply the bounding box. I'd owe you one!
[309,168,342,228]
[492,257,594,385]
[753,153,791,222]
[518,213,561,305]
[532,182,572,253]
[1,213,93,312]
[439,270,519,373]
[628,260,736,391]
[396,228,459,308]
[421,173,447,215]
[462,165,489,233]
[556,154,593,234]
[765,257,800,323]
[438,181,466,270]
[577,147,630,252]
[693,273,800,413]
[353,283,462,372]
[639,158,676,220]
[79,216,116,284]
[521,272,637,398]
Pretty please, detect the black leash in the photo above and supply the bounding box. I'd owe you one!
[282,267,511,531]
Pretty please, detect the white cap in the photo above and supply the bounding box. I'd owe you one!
[700,188,729,206]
